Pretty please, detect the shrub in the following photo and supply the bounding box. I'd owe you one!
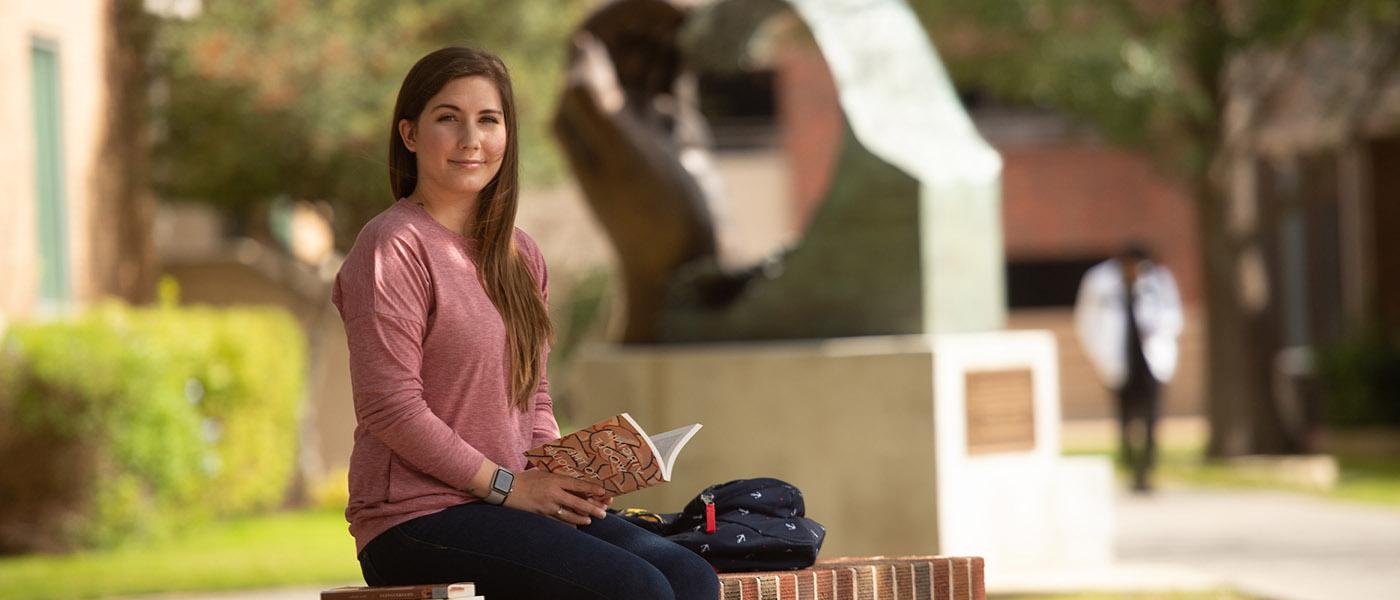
[1319,328,1400,428]
[0,297,304,553]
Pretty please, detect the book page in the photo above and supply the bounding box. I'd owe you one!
[648,423,702,480]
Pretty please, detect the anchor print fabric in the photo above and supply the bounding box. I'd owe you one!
[663,478,828,572]
[524,414,662,494]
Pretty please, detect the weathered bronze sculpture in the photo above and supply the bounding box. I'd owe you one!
[553,0,1006,344]
[552,0,722,343]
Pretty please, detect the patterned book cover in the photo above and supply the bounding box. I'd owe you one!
[525,413,696,496]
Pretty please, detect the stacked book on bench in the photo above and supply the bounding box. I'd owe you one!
[716,555,985,600]
[321,582,479,599]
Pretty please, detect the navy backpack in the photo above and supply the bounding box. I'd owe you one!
[613,478,827,572]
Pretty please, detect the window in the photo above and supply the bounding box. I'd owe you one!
[1006,257,1106,309]
[698,70,778,150]
[31,37,70,307]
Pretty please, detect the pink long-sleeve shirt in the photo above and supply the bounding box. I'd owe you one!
[331,198,560,556]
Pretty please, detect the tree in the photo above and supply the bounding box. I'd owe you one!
[151,0,596,247]
[94,0,160,303]
[914,0,1400,456]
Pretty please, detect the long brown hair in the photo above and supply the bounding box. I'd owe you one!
[388,47,552,412]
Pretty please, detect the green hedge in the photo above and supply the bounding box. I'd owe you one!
[1319,328,1400,428]
[0,296,305,553]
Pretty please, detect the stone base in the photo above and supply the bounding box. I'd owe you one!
[1223,454,1339,491]
[567,332,1113,571]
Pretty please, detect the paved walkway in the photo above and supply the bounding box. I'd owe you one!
[992,486,1400,600]
[1115,487,1400,600]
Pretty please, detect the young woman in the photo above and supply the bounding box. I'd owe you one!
[332,47,720,600]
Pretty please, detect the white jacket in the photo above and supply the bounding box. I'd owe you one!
[1073,259,1183,388]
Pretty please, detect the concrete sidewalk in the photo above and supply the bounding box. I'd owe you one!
[991,487,1400,600]
[1116,487,1400,600]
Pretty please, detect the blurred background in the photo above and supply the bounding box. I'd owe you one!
[1,0,1397,599]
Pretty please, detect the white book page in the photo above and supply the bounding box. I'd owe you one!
[618,412,663,480]
[647,423,702,480]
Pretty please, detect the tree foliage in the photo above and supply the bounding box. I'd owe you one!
[152,0,597,243]
[915,0,1399,176]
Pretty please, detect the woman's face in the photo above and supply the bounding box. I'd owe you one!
[400,75,507,201]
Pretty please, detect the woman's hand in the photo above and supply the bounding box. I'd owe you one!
[503,469,614,527]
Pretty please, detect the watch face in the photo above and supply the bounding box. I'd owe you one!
[494,469,514,492]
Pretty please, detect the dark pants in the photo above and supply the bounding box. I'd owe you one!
[358,502,720,600]
[1117,377,1161,491]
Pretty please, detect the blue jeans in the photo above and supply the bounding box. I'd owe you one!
[358,502,720,600]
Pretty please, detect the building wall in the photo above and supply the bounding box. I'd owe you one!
[0,0,109,319]
[997,141,1203,305]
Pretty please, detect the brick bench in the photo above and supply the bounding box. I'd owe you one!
[715,556,985,600]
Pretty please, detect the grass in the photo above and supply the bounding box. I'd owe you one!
[1154,448,1400,506]
[1066,428,1400,508]
[0,508,360,600]
[1328,454,1400,505]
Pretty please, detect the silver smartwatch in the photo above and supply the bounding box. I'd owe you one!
[482,467,514,505]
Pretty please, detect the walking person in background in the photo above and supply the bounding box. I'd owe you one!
[1074,242,1184,493]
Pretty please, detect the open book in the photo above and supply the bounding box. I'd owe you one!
[524,413,702,496]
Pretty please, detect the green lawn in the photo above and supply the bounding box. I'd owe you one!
[1067,430,1400,508]
[1329,454,1400,506]
[0,509,360,600]
[1153,448,1400,506]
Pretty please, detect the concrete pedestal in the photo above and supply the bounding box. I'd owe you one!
[567,331,1113,573]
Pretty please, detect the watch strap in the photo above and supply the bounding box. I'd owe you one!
[482,488,507,505]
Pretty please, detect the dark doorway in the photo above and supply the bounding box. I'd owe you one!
[1369,137,1400,328]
